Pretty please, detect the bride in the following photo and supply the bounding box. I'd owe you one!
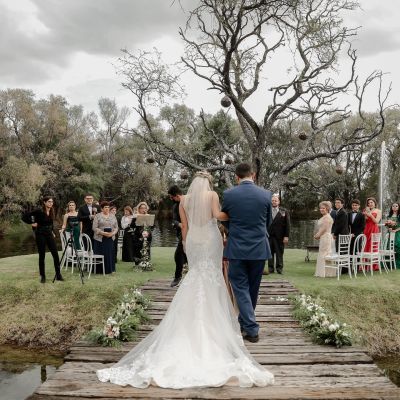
[97,171,274,389]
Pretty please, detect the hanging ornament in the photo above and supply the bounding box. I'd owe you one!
[146,157,155,163]
[335,164,344,175]
[298,132,308,140]
[224,156,233,165]
[180,171,189,179]
[221,95,231,108]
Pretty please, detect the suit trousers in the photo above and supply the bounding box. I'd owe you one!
[174,240,187,280]
[268,236,284,273]
[35,232,61,278]
[228,259,265,337]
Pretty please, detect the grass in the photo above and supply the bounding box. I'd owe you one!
[1,248,399,356]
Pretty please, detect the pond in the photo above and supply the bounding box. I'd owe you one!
[0,219,318,259]
[0,345,63,400]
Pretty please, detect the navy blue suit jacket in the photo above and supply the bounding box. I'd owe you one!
[221,181,272,260]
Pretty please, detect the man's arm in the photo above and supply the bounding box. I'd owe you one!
[283,209,290,244]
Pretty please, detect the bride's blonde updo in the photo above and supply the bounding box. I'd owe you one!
[195,170,213,184]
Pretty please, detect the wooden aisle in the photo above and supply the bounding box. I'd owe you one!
[28,279,400,400]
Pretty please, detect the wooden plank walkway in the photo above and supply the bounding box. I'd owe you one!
[28,279,400,400]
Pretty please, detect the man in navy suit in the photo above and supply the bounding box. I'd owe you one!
[221,163,272,343]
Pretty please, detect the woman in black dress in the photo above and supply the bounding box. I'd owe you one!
[132,202,154,265]
[61,200,81,250]
[22,196,64,283]
[121,206,135,262]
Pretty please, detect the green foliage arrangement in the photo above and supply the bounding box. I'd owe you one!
[86,287,151,347]
[292,294,352,348]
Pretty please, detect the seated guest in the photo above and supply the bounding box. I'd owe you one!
[92,201,119,274]
[121,206,135,262]
[61,200,81,250]
[131,202,154,265]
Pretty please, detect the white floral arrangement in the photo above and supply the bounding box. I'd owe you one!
[292,294,352,347]
[86,287,151,347]
[135,228,153,271]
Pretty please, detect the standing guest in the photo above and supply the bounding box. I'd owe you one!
[121,206,135,262]
[314,201,335,277]
[332,198,349,253]
[363,197,381,271]
[266,194,290,275]
[348,199,366,255]
[61,200,81,250]
[131,202,154,266]
[21,196,64,283]
[168,185,188,287]
[78,194,100,240]
[386,202,400,269]
[92,201,119,274]
[110,205,119,264]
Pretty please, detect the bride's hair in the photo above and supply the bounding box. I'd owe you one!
[194,170,213,185]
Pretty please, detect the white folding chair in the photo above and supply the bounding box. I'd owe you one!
[350,234,366,277]
[117,229,124,259]
[60,231,80,272]
[359,232,382,276]
[380,232,395,272]
[324,234,352,280]
[80,233,105,278]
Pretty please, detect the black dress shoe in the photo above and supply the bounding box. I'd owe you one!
[243,334,259,343]
[40,276,46,284]
[277,270,283,275]
[170,277,181,287]
[55,275,64,281]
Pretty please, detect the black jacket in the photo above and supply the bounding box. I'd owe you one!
[268,208,290,241]
[332,208,349,236]
[78,204,100,235]
[348,211,366,236]
[22,209,54,234]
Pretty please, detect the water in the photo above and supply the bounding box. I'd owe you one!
[0,219,319,259]
[0,345,63,400]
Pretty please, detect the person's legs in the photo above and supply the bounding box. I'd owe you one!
[171,241,185,286]
[247,260,265,309]
[228,259,259,337]
[35,233,46,280]
[275,241,284,274]
[268,237,276,273]
[46,234,62,279]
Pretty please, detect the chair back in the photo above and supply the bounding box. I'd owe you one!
[60,231,67,250]
[338,234,352,255]
[370,232,381,253]
[352,234,366,256]
[387,231,395,251]
[81,233,93,253]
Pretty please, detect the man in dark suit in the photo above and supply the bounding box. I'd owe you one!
[348,199,366,254]
[222,163,272,343]
[332,198,349,253]
[78,194,100,240]
[168,185,187,287]
[267,194,290,274]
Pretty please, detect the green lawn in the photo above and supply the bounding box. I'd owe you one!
[0,248,399,356]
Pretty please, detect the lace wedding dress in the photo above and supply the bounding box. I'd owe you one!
[97,175,274,389]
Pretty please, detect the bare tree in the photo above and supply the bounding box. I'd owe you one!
[179,0,392,187]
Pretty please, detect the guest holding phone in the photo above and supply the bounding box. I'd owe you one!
[92,201,118,274]
[78,194,100,240]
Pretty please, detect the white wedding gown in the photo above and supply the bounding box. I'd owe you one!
[97,188,274,389]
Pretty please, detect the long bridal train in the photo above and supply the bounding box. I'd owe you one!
[97,219,274,389]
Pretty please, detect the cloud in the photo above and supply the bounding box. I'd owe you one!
[0,0,193,84]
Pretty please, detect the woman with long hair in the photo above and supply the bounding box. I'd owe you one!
[121,206,135,262]
[131,202,154,266]
[61,200,81,250]
[363,197,381,271]
[22,196,64,283]
[386,202,400,269]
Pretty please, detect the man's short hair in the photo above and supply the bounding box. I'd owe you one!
[168,185,182,196]
[235,163,253,179]
[335,198,344,204]
[84,193,93,198]
[351,199,360,205]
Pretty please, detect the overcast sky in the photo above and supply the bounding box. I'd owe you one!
[0,0,399,124]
